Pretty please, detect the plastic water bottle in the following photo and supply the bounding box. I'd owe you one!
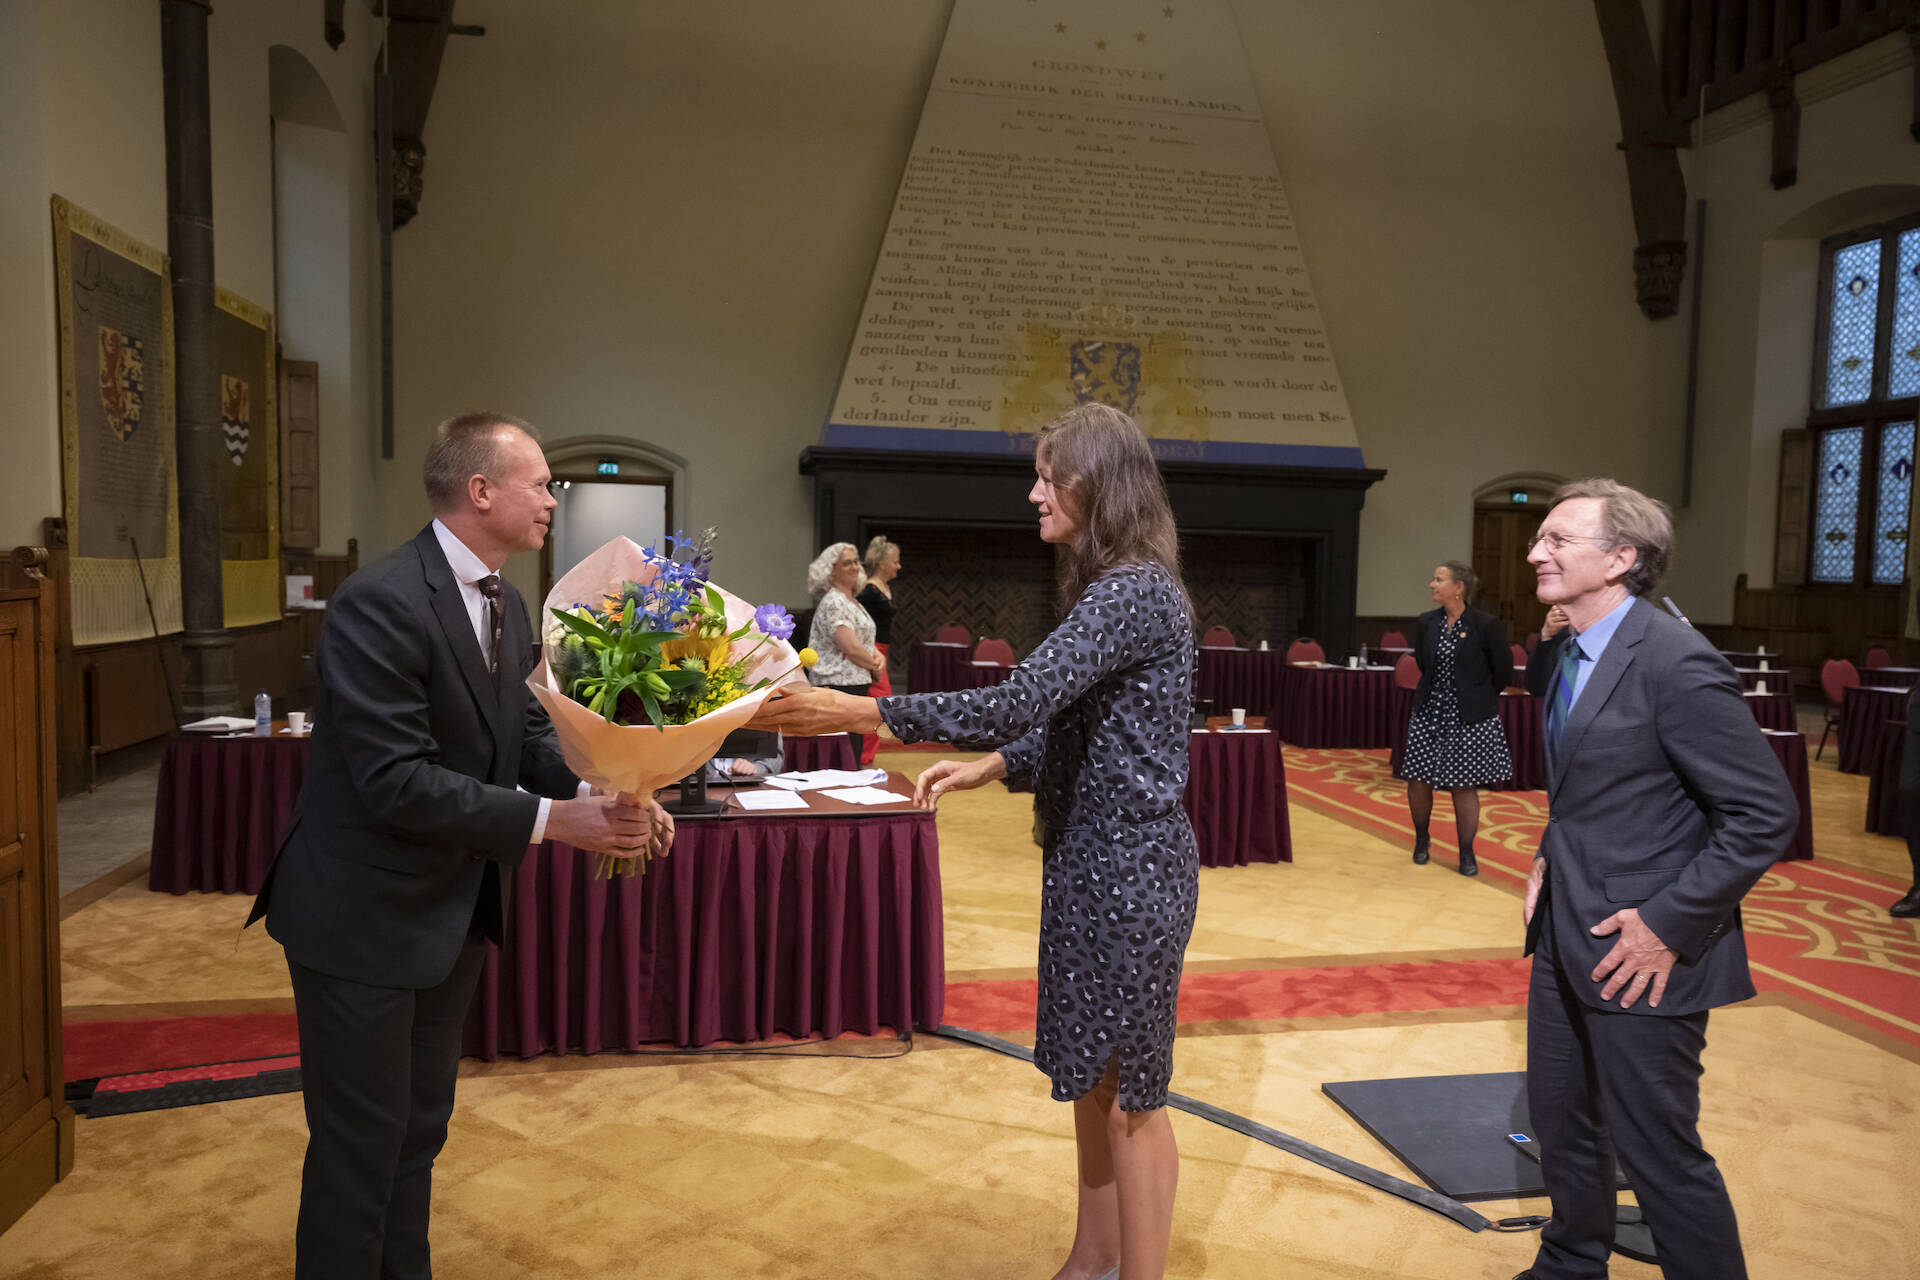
[254,690,271,736]
[1359,642,1369,668]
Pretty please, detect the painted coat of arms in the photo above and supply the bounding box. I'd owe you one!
[97,327,145,441]
[221,375,251,465]
[1068,339,1143,414]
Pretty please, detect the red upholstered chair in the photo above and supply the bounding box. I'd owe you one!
[1511,643,1528,675]
[974,637,1016,667]
[1378,630,1408,649]
[1201,625,1237,648]
[935,623,970,645]
[1816,658,1861,760]
[1286,638,1325,664]
[1393,654,1420,690]
[1866,646,1892,669]
[1525,631,1541,653]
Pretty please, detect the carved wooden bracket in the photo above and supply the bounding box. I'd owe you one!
[10,546,48,582]
[1766,71,1801,190]
[1594,0,1690,320]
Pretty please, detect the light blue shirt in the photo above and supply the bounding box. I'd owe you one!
[1564,593,1637,709]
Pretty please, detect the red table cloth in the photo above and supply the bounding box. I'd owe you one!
[149,727,309,895]
[1387,688,1546,792]
[1860,666,1920,689]
[464,802,945,1055]
[1839,684,1909,773]
[1278,665,1398,748]
[1185,726,1291,866]
[1729,667,1793,692]
[1762,731,1814,862]
[1741,690,1796,733]
[1865,718,1907,837]
[1194,648,1289,721]
[783,734,858,773]
[906,642,971,693]
[955,662,1013,690]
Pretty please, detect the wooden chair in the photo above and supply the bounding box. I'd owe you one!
[1865,646,1892,669]
[1378,629,1408,649]
[973,637,1016,667]
[1200,625,1237,648]
[1286,638,1325,664]
[1393,653,1420,690]
[935,623,970,645]
[1510,643,1528,677]
[1816,658,1861,761]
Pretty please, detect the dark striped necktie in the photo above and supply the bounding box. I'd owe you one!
[477,574,504,688]
[1545,635,1585,769]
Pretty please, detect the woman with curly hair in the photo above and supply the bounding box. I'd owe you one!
[803,541,884,760]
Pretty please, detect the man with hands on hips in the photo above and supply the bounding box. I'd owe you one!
[248,413,673,1279]
[1513,479,1795,1280]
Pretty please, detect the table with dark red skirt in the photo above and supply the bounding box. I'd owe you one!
[955,662,1013,690]
[1839,684,1909,774]
[1864,718,1907,836]
[1387,688,1546,792]
[1860,665,1920,689]
[1278,664,1398,748]
[1729,667,1794,692]
[1763,731,1815,861]
[1186,723,1291,866]
[1194,648,1289,720]
[1741,689,1796,733]
[906,641,971,693]
[465,776,944,1055]
[149,725,310,895]
[782,733,858,773]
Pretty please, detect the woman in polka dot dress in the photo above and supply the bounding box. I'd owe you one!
[1395,560,1515,877]
[753,403,1196,1280]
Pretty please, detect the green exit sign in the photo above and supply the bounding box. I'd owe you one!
[596,460,620,475]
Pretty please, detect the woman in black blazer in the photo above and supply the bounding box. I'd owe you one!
[1394,561,1514,876]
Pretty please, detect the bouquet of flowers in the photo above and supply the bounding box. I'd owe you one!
[528,531,816,876]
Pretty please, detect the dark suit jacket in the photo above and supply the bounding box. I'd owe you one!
[248,525,580,988]
[1411,606,1510,724]
[1523,598,1797,1016]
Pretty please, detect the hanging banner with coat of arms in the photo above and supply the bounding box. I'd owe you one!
[214,288,279,628]
[52,196,182,646]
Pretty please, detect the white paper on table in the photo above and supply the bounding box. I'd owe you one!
[732,789,811,811]
[766,768,889,792]
[183,715,256,732]
[820,786,908,805]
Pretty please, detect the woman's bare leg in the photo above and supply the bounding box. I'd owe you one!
[1107,1097,1178,1280]
[1052,1069,1121,1280]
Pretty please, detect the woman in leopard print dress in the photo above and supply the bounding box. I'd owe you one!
[754,403,1197,1280]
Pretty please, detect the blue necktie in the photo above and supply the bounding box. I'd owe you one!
[1545,635,1585,771]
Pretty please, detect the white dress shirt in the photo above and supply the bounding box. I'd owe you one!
[430,520,578,845]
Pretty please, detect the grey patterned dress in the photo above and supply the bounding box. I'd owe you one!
[879,563,1198,1111]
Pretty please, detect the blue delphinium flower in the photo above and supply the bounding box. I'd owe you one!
[753,603,795,642]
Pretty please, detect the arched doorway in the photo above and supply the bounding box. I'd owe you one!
[538,436,688,598]
[1472,474,1563,644]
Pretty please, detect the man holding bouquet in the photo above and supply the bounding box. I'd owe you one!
[248,412,673,1279]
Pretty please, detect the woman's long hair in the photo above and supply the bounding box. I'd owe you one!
[1037,403,1191,617]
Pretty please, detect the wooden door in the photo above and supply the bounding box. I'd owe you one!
[0,556,73,1233]
[280,359,319,551]
[1472,506,1548,645]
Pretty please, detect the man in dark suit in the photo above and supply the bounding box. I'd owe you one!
[248,412,672,1278]
[1514,479,1796,1280]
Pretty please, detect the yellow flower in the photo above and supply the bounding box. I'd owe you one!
[797,647,818,668]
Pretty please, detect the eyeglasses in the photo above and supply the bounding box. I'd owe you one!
[1526,532,1611,554]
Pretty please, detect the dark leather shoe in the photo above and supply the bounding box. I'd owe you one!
[1458,850,1478,876]
[1412,834,1430,865]
[1892,886,1920,918]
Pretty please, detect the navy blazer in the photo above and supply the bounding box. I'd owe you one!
[248,525,581,988]
[1524,599,1797,1016]
[1411,606,1511,724]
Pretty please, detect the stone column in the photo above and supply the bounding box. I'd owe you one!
[161,0,237,716]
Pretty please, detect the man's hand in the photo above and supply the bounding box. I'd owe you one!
[1589,907,1675,1009]
[912,754,1007,808]
[545,794,657,858]
[1525,855,1546,927]
[643,797,674,860]
[750,686,875,737]
[1541,605,1570,641]
[729,758,758,777]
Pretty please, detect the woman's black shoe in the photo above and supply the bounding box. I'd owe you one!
[1412,834,1430,865]
[1891,886,1920,918]
[1458,850,1478,877]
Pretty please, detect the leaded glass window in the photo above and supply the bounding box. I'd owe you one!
[1872,421,1916,584]
[1892,228,1920,400]
[1812,427,1864,583]
[1823,238,1880,408]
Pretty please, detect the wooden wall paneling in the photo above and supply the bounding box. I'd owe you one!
[1775,427,1812,585]
[279,359,320,550]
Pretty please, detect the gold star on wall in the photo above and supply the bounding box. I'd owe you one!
[1163,5,1175,16]
[1096,38,1107,49]
[1056,21,1066,33]
[1135,31,1147,42]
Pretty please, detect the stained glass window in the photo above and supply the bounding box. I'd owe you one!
[1824,238,1881,408]
[1872,421,1916,584]
[1811,426,1864,583]
[1891,229,1920,400]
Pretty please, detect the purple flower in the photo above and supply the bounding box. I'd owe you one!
[754,603,795,642]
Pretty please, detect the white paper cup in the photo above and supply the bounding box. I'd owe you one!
[1231,708,1246,727]
[1348,656,1360,669]
[287,711,307,734]
[1258,640,1269,651]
